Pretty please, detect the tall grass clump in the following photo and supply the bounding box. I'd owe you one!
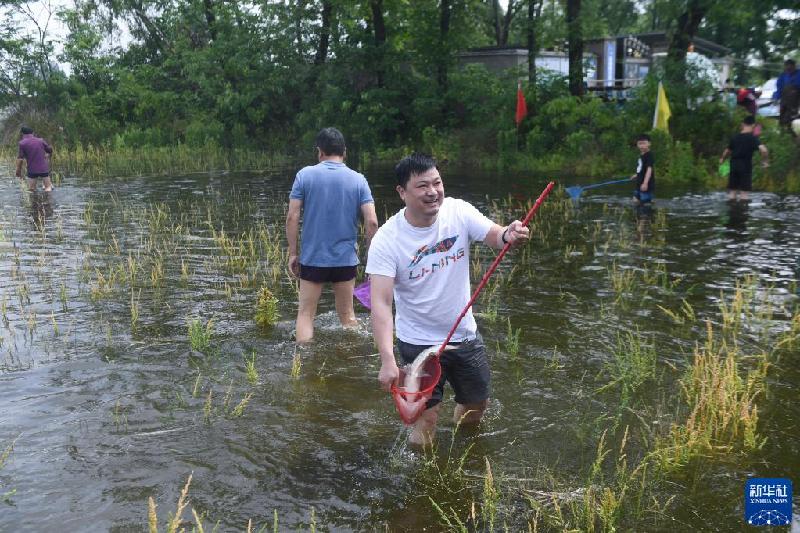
[255,285,279,330]
[597,331,657,409]
[188,318,214,353]
[146,473,289,532]
[528,427,659,532]
[653,321,767,470]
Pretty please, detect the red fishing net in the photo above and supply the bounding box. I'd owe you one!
[390,354,442,425]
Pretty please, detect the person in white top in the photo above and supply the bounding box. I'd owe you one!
[366,153,529,446]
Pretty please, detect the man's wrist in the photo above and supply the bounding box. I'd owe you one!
[501,226,510,245]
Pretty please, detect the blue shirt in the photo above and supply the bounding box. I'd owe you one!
[774,70,800,100]
[290,161,374,267]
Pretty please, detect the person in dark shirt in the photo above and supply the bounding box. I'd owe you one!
[629,133,654,205]
[16,126,54,192]
[719,116,769,202]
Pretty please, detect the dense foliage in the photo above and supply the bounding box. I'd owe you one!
[1,0,797,183]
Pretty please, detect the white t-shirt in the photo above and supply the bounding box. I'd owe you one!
[366,197,494,345]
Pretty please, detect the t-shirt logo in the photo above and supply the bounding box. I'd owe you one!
[408,236,458,267]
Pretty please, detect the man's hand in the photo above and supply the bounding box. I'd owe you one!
[378,360,399,392]
[288,255,300,278]
[505,220,530,246]
[761,161,769,169]
[640,183,648,192]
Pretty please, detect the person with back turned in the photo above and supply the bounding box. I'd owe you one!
[16,126,54,192]
[285,127,378,343]
[719,116,769,202]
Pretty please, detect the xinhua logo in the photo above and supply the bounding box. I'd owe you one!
[744,478,792,526]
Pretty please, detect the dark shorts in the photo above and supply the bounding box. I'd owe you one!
[27,172,50,179]
[634,190,653,203]
[728,160,752,191]
[298,264,357,283]
[397,333,490,409]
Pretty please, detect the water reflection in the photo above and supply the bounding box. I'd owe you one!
[30,190,54,227]
[724,199,749,233]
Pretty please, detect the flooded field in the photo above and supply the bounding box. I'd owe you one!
[0,167,798,531]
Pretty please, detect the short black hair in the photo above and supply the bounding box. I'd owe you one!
[315,127,346,156]
[785,59,796,67]
[20,126,33,135]
[637,133,650,142]
[743,115,756,125]
[395,152,437,188]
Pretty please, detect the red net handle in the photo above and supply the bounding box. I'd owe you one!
[436,181,555,357]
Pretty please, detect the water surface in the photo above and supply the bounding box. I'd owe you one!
[0,168,798,531]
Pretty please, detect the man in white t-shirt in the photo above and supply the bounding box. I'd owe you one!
[366,153,529,446]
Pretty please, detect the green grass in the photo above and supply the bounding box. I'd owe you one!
[187,318,214,353]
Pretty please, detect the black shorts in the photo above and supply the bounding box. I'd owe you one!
[298,264,357,283]
[397,333,490,409]
[728,160,752,191]
[27,172,50,179]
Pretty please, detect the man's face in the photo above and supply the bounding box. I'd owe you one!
[397,167,444,219]
[637,140,650,153]
[787,63,796,74]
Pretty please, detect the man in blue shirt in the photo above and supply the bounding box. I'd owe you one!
[286,127,378,343]
[774,59,800,133]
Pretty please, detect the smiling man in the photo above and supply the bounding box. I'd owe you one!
[366,152,529,446]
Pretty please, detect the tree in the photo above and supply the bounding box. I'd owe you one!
[566,0,583,96]
[526,0,543,86]
[667,0,710,64]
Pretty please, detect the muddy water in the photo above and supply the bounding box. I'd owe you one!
[0,168,798,532]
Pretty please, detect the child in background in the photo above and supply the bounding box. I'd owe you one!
[630,134,654,205]
[719,116,769,202]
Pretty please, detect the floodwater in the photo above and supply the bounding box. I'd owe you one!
[0,167,798,532]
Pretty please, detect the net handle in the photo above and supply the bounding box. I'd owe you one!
[436,181,555,356]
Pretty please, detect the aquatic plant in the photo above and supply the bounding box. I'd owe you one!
[504,318,521,361]
[187,318,214,353]
[229,393,253,418]
[245,351,259,385]
[657,299,695,325]
[290,348,302,379]
[1,436,19,503]
[607,261,636,297]
[255,285,279,330]
[130,289,141,331]
[528,427,660,532]
[652,322,767,470]
[597,331,657,409]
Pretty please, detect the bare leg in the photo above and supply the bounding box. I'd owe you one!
[43,176,53,192]
[295,279,323,343]
[332,278,357,328]
[26,178,37,192]
[409,404,440,447]
[727,189,736,201]
[453,399,489,425]
[739,190,749,201]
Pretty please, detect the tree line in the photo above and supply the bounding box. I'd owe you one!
[0,0,797,155]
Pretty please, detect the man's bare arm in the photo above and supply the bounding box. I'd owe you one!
[360,202,379,252]
[371,274,398,391]
[286,199,302,277]
[484,221,530,251]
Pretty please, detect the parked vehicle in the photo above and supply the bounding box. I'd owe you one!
[756,78,779,117]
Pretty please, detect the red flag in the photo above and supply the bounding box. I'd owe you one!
[515,82,527,127]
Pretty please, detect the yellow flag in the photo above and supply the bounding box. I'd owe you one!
[653,81,671,132]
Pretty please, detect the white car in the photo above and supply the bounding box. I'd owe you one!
[756,78,779,118]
